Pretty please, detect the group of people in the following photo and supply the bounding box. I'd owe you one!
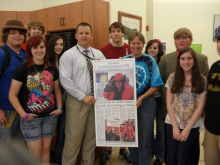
[0,18,220,165]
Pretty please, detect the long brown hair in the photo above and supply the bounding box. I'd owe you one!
[171,47,204,94]
[26,36,51,68]
[48,35,64,65]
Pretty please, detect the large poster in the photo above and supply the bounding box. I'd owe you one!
[93,58,138,147]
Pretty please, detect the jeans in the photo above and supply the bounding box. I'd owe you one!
[129,95,156,165]
[166,124,199,165]
[152,97,165,160]
[53,106,66,165]
[20,114,58,141]
[0,110,24,143]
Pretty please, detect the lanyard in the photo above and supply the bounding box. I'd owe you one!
[76,45,95,60]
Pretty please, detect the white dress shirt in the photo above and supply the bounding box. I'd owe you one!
[59,44,106,101]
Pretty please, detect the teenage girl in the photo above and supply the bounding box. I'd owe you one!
[9,35,62,163]
[165,47,206,165]
[145,39,164,165]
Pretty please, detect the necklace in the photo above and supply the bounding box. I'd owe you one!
[33,65,44,81]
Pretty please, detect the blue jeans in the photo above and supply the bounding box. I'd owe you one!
[0,110,24,143]
[152,97,165,160]
[129,95,156,165]
[166,124,199,165]
[53,106,66,165]
[20,114,58,141]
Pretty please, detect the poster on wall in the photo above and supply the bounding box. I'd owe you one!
[161,40,167,54]
[118,11,142,42]
[93,58,138,147]
[213,14,220,41]
[191,44,202,54]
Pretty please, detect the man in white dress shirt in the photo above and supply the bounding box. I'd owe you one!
[59,22,106,165]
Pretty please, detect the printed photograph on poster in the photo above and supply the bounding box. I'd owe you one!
[120,119,135,142]
[105,119,120,142]
[96,71,134,101]
[93,58,138,147]
[161,40,167,54]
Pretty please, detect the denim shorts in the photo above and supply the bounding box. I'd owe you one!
[20,114,59,142]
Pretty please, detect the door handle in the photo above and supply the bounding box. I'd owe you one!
[60,18,63,26]
[63,17,65,26]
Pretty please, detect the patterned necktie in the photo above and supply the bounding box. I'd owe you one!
[83,50,94,95]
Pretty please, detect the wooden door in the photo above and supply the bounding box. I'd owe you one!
[62,2,83,30]
[94,0,109,49]
[0,11,17,45]
[46,5,63,32]
[82,0,94,47]
[31,9,47,38]
[16,11,31,28]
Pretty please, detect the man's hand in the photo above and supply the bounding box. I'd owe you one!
[82,95,96,105]
[0,109,8,126]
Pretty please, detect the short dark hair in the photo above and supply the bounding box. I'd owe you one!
[109,22,125,33]
[1,29,27,44]
[217,34,220,41]
[76,22,92,33]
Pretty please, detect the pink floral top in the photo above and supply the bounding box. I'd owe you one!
[165,73,207,132]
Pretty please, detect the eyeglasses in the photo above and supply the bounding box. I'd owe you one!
[175,36,189,41]
[19,55,26,64]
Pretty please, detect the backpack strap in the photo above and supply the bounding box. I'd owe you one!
[0,46,11,79]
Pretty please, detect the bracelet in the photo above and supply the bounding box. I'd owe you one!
[57,107,63,112]
[57,110,62,114]
[22,113,30,120]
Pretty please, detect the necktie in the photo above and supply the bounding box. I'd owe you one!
[83,50,94,95]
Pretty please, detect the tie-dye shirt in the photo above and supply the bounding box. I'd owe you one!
[12,63,59,117]
[124,53,163,94]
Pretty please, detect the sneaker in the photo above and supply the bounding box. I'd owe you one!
[99,150,111,165]
[153,158,164,165]
[118,149,131,164]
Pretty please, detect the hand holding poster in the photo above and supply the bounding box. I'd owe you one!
[93,58,138,147]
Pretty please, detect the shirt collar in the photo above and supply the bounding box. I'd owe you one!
[77,44,91,54]
[176,50,179,57]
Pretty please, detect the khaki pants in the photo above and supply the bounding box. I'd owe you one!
[204,129,220,165]
[62,94,96,165]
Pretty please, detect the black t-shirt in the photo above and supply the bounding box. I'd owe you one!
[205,60,220,135]
[12,63,59,117]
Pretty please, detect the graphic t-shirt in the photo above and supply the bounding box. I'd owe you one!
[124,53,163,94]
[100,43,132,59]
[12,63,59,117]
[205,60,220,135]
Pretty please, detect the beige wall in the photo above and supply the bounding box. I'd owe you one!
[153,0,220,67]
[42,0,82,8]
[0,0,42,11]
